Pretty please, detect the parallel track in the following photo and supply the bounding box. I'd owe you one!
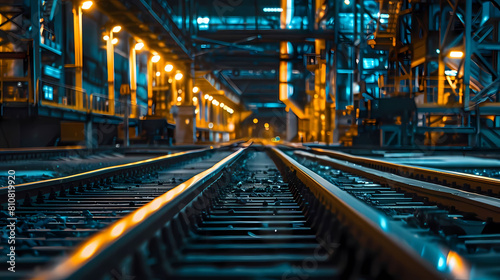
[304,146,500,197]
[0,147,235,278]
[2,144,499,279]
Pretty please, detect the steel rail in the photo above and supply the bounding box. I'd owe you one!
[32,145,248,280]
[0,142,241,204]
[294,150,500,222]
[296,145,500,196]
[270,147,474,280]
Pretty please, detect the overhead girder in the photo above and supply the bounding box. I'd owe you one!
[96,0,193,60]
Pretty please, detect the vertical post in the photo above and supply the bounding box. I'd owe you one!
[437,0,445,105]
[73,3,83,109]
[147,53,153,115]
[463,0,472,109]
[129,39,137,118]
[174,62,196,144]
[106,31,115,115]
[183,62,194,105]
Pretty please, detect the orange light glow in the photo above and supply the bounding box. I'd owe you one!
[79,240,99,259]
[110,222,126,237]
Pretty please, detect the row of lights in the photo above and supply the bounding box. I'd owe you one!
[83,1,210,109]
[203,94,234,114]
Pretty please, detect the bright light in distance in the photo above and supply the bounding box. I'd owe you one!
[263,7,283,12]
[212,100,219,106]
[177,96,182,102]
[253,118,258,124]
[220,102,224,108]
[449,51,464,58]
[192,97,198,103]
[175,72,183,80]
[111,38,118,45]
[151,54,161,63]
[204,94,209,100]
[103,35,109,41]
[134,42,144,50]
[192,86,199,93]
[264,123,270,128]
[164,64,173,72]
[155,71,160,77]
[208,122,214,129]
[197,17,210,24]
[344,0,350,4]
[81,1,93,10]
[208,96,213,101]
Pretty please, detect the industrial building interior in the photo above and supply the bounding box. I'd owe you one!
[1,0,500,279]
[1,0,499,148]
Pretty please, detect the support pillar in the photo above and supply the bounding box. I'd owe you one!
[147,54,153,115]
[106,32,115,115]
[174,105,196,144]
[72,3,83,109]
[175,62,196,144]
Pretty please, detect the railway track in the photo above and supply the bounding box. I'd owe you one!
[302,146,500,197]
[287,149,500,279]
[0,145,238,278]
[2,143,498,279]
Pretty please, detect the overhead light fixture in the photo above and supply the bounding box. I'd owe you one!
[208,122,214,129]
[264,123,270,128]
[175,72,183,80]
[192,97,198,103]
[177,96,182,102]
[111,38,118,45]
[151,54,161,63]
[164,64,173,72]
[449,51,464,58]
[344,0,350,5]
[192,86,199,93]
[81,1,93,10]
[263,7,283,12]
[103,35,109,41]
[220,102,224,108]
[204,94,209,100]
[112,25,122,33]
[156,71,160,77]
[253,118,258,124]
[208,96,213,101]
[134,42,144,50]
